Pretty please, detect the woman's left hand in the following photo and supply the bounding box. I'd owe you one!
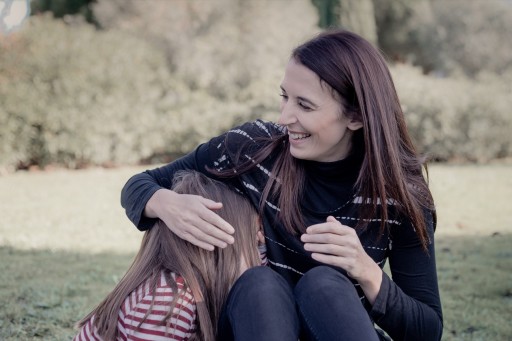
[301,216,382,303]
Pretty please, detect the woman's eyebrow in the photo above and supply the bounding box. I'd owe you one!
[280,86,318,107]
[297,96,318,108]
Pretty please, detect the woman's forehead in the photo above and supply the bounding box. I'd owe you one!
[281,59,337,102]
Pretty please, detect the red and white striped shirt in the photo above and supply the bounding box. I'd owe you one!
[74,271,197,341]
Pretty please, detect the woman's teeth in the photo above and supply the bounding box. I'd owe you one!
[289,132,311,140]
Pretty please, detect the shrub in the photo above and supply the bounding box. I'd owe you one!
[0,15,227,170]
[0,15,168,168]
[392,64,512,162]
[374,0,512,77]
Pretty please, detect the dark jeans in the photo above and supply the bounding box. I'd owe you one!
[217,266,380,341]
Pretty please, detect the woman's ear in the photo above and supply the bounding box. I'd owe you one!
[347,118,363,131]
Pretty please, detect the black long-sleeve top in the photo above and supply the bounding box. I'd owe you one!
[121,120,443,340]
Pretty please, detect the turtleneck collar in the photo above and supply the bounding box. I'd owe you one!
[301,150,363,183]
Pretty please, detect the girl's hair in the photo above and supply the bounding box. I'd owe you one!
[227,29,434,248]
[77,171,261,341]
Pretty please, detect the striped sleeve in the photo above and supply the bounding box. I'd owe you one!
[73,272,197,341]
[119,272,197,340]
[73,315,104,341]
[259,243,268,266]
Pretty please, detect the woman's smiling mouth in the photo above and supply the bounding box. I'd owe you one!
[289,132,311,140]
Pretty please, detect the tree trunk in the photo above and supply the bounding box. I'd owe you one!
[338,0,378,45]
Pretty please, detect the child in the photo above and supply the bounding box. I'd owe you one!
[75,171,264,341]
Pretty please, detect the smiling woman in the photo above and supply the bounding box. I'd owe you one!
[120,29,443,340]
[279,59,363,162]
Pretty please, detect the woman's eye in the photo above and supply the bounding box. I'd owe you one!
[279,93,288,100]
[299,102,312,111]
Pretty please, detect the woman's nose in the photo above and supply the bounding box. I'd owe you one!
[278,102,297,125]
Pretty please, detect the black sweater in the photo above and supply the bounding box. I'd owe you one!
[121,120,443,340]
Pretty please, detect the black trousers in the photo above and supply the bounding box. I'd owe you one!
[217,266,381,341]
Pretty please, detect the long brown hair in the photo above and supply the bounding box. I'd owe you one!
[77,171,261,340]
[227,30,435,248]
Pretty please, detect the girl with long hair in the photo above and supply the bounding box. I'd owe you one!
[75,171,262,340]
[121,30,443,340]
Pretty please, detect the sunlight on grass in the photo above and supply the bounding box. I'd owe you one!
[1,164,510,254]
[429,164,512,236]
[0,166,147,253]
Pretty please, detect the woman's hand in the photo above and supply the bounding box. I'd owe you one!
[301,216,382,304]
[145,188,235,251]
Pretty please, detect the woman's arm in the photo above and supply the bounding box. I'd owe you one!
[120,143,235,250]
[121,120,282,250]
[370,211,443,340]
[301,213,443,340]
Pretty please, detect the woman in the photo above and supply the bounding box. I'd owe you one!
[121,30,443,340]
[75,171,263,341]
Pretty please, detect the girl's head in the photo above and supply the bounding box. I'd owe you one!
[147,170,262,340]
[81,171,261,341]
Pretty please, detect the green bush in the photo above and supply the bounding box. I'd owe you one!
[0,15,246,170]
[0,15,174,169]
[374,0,512,77]
[392,64,512,162]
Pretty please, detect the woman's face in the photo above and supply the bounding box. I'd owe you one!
[278,59,362,162]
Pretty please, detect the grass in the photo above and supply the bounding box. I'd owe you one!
[0,164,511,340]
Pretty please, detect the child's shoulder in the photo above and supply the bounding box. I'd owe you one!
[119,270,197,339]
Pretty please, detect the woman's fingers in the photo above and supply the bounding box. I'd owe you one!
[158,191,236,251]
[301,216,356,246]
[305,219,354,235]
[310,252,349,268]
[301,232,349,245]
[188,217,234,248]
[301,216,365,273]
[198,198,236,235]
[304,241,347,255]
[178,232,216,251]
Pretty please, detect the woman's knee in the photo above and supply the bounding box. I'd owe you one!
[224,266,297,325]
[236,266,287,292]
[295,266,357,300]
[230,266,294,304]
[294,266,376,340]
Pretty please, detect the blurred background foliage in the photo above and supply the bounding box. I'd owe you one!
[1,0,511,171]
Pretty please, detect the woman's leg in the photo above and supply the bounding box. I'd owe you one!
[294,266,380,341]
[217,266,300,341]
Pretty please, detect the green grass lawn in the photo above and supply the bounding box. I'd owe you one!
[0,164,511,340]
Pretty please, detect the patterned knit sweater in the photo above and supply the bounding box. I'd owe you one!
[74,271,196,340]
[121,120,443,340]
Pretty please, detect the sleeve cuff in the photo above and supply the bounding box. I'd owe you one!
[129,185,162,231]
[369,271,391,322]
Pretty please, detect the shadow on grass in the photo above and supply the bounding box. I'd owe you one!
[0,247,135,340]
[436,233,512,341]
[0,233,511,340]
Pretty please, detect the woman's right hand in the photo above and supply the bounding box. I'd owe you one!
[145,188,235,251]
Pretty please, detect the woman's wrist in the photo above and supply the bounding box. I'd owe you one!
[357,260,383,305]
[144,188,175,218]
